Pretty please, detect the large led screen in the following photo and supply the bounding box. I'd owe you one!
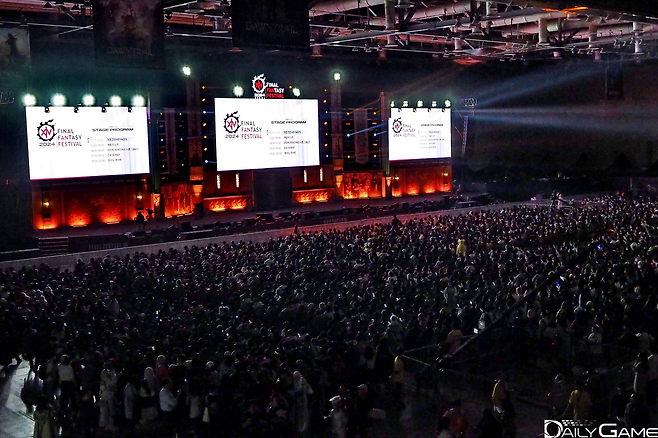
[215,98,319,171]
[388,108,451,161]
[26,106,150,180]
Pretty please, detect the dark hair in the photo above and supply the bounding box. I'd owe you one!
[36,395,49,408]
[437,416,450,431]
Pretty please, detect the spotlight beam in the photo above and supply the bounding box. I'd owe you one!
[474,65,602,108]
[349,123,386,137]
[473,106,658,136]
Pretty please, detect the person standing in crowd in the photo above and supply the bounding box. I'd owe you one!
[647,348,658,407]
[625,393,650,428]
[492,372,514,419]
[33,396,55,438]
[587,326,604,367]
[456,239,466,256]
[446,323,464,355]
[77,390,97,438]
[138,378,158,427]
[99,364,118,432]
[634,352,650,403]
[329,395,347,438]
[391,349,405,411]
[159,379,179,430]
[291,371,313,434]
[610,382,631,424]
[124,378,138,434]
[155,355,170,386]
[563,380,592,421]
[136,210,145,230]
[443,399,469,438]
[57,355,76,411]
[187,383,204,438]
[475,408,503,438]
[349,384,372,438]
[437,416,455,438]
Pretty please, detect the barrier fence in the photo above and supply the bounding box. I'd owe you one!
[403,327,641,422]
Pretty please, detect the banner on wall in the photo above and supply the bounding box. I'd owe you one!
[0,28,30,72]
[354,109,369,165]
[605,63,623,100]
[232,0,309,50]
[92,0,165,68]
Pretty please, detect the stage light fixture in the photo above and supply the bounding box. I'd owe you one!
[444,99,452,108]
[131,95,146,107]
[109,95,122,107]
[233,85,244,97]
[292,87,301,97]
[182,65,192,76]
[333,72,341,81]
[22,94,36,106]
[51,93,66,107]
[417,100,423,107]
[402,100,409,107]
[431,101,437,107]
[82,94,95,106]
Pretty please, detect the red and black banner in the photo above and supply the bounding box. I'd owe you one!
[93,0,165,69]
[232,0,309,50]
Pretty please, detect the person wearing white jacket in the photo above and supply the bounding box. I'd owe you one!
[99,366,118,431]
[291,371,313,433]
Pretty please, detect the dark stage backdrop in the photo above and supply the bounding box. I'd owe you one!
[253,169,292,210]
[93,0,165,69]
[232,0,309,50]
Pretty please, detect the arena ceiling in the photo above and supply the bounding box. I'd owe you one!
[2,0,658,63]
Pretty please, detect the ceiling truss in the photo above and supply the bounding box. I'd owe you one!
[2,0,658,63]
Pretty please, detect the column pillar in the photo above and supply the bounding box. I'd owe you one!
[380,91,392,198]
[186,76,205,209]
[331,80,344,199]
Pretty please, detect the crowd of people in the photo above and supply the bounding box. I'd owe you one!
[0,195,657,438]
